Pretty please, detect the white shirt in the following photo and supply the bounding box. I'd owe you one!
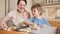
[8,10,28,26]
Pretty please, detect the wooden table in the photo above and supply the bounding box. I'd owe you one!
[0,30,30,34]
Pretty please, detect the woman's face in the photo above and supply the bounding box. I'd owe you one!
[17,1,26,12]
[32,8,40,17]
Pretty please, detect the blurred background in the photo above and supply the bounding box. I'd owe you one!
[0,0,60,34]
[0,0,60,19]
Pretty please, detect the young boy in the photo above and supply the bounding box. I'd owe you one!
[28,4,50,28]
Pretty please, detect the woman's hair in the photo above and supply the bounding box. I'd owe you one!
[17,0,27,4]
[24,10,30,19]
[31,4,44,15]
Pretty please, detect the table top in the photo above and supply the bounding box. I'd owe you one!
[0,30,29,34]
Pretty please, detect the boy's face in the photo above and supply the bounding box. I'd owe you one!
[32,8,40,17]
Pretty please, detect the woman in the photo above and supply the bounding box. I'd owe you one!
[1,0,39,30]
[28,4,50,28]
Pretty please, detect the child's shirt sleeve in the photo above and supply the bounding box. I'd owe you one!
[44,19,50,26]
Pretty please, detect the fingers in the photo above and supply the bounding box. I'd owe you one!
[0,22,4,30]
[3,23,8,30]
[2,23,8,30]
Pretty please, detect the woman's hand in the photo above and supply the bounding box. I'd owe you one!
[0,15,12,30]
[0,22,8,30]
[2,23,8,30]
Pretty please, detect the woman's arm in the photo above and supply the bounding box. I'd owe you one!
[1,11,14,30]
[1,15,12,30]
[2,16,12,23]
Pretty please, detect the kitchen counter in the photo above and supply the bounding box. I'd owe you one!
[47,19,60,21]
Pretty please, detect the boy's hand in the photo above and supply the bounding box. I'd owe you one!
[41,24,49,28]
[32,24,40,30]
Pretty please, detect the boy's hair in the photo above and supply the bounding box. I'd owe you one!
[31,4,44,15]
[31,4,41,10]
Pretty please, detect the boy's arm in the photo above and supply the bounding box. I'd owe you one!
[23,20,40,30]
